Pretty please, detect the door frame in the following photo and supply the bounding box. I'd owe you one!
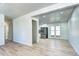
[32,17,39,44]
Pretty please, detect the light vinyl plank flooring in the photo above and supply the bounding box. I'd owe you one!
[0,39,78,56]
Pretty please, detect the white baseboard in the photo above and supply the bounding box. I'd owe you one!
[69,40,79,55]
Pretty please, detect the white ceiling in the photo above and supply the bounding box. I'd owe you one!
[37,7,74,25]
[0,3,53,19]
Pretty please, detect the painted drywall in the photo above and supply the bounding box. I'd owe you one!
[13,16,39,46]
[13,16,32,46]
[0,14,5,45]
[48,22,68,40]
[13,4,77,46]
[68,6,79,55]
[27,3,77,17]
[60,22,68,40]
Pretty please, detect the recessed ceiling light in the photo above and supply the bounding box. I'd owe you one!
[60,12,63,14]
[43,15,46,18]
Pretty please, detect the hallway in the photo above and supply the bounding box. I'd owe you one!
[0,39,77,56]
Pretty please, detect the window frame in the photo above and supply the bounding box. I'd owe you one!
[56,26,60,36]
[50,26,55,36]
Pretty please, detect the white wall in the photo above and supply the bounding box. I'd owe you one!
[68,6,79,55]
[13,16,32,46]
[48,22,68,40]
[13,4,77,46]
[0,14,5,45]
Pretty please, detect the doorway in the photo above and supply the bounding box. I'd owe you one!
[4,22,9,43]
[5,16,13,44]
[50,26,60,38]
[32,20,37,44]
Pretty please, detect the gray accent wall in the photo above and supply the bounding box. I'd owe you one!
[68,6,79,55]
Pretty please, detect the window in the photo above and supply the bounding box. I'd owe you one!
[50,26,60,36]
[56,26,60,36]
[50,26,55,35]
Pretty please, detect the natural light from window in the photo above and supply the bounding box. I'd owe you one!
[51,26,60,36]
[56,26,60,36]
[51,26,55,35]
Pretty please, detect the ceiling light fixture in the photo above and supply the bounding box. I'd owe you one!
[60,12,63,14]
[43,15,46,18]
